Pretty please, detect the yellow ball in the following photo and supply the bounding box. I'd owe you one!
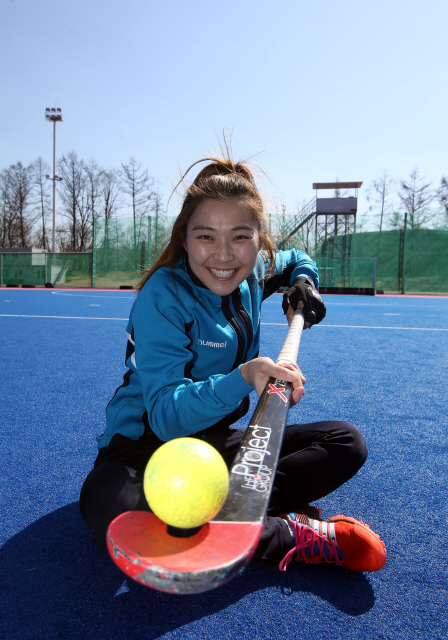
[143,438,229,529]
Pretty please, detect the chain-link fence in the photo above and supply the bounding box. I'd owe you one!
[0,252,92,287]
[348,228,448,293]
[92,216,175,288]
[1,217,446,293]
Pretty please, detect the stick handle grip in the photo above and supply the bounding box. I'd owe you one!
[275,310,305,365]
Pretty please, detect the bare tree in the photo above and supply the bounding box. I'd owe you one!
[54,224,73,252]
[333,179,349,198]
[1,162,34,247]
[100,169,121,219]
[85,159,103,228]
[119,158,155,254]
[366,171,395,233]
[149,185,166,246]
[58,151,90,251]
[119,158,155,218]
[0,174,9,247]
[151,185,165,219]
[0,172,9,246]
[398,168,435,230]
[31,157,51,250]
[77,188,92,251]
[93,169,122,270]
[355,209,369,233]
[388,211,404,230]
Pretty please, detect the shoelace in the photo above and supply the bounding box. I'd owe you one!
[279,520,340,571]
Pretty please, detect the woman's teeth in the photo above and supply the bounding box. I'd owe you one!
[208,268,237,278]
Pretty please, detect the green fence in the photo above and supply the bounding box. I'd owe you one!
[92,216,174,288]
[0,252,92,287]
[313,257,377,289]
[0,217,174,289]
[350,228,448,293]
[1,221,447,293]
[0,252,376,290]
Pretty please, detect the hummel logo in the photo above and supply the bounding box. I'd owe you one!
[197,339,227,348]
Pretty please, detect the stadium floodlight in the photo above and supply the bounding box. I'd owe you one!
[45,107,63,253]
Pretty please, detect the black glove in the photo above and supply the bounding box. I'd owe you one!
[282,277,326,325]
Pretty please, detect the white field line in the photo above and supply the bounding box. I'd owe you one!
[0,315,447,331]
[51,292,135,298]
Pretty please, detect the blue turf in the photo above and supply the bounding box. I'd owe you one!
[1,290,447,640]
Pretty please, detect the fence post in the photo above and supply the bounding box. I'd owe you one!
[91,218,96,288]
[0,253,3,286]
[399,213,408,294]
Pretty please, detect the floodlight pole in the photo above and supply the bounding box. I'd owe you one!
[45,108,63,253]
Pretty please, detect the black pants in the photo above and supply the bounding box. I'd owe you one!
[79,421,367,563]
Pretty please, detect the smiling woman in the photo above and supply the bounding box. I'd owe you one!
[79,148,386,582]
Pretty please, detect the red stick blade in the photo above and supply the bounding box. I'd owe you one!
[107,511,263,594]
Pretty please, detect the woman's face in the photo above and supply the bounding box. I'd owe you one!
[184,198,262,296]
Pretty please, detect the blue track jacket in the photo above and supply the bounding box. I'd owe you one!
[98,250,319,449]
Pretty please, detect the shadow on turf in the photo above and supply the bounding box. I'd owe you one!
[1,503,376,639]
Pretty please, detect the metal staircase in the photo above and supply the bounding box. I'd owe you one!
[276,197,316,250]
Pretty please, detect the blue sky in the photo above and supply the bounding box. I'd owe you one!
[1,0,447,223]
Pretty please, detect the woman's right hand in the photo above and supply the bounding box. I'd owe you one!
[240,357,305,405]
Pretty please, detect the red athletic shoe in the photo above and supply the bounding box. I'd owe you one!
[279,512,386,572]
